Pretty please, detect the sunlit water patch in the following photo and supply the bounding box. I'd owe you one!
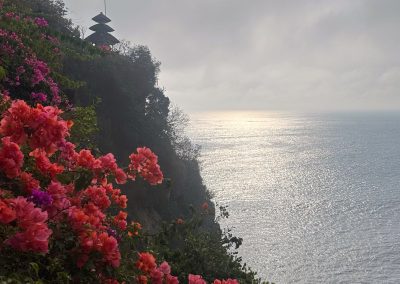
[187,111,400,283]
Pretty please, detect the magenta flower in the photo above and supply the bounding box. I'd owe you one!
[31,92,47,102]
[34,17,48,27]
[28,188,53,207]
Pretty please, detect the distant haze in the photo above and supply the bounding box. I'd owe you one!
[64,0,400,112]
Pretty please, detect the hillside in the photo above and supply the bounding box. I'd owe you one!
[0,0,268,283]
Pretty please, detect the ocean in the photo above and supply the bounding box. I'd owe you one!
[187,111,400,283]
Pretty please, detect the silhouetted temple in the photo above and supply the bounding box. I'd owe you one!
[86,12,119,46]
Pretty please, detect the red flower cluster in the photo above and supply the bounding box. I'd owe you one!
[74,150,128,185]
[136,252,157,273]
[213,279,239,284]
[189,274,239,284]
[127,221,142,237]
[136,253,179,284]
[0,136,23,178]
[0,97,163,273]
[30,149,64,178]
[1,197,52,253]
[129,147,163,185]
[0,199,16,224]
[0,100,72,155]
[189,274,207,284]
[34,17,48,27]
[25,57,50,86]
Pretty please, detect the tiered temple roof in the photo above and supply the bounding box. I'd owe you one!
[86,12,119,46]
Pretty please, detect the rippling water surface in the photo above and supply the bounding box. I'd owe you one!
[187,111,400,283]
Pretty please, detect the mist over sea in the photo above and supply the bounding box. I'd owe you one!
[187,111,400,283]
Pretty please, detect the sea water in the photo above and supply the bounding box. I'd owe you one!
[187,111,400,283]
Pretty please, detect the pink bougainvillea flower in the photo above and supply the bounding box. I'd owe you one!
[30,149,64,178]
[188,274,207,284]
[158,261,171,275]
[137,275,148,284]
[0,199,16,224]
[150,268,164,284]
[5,197,52,253]
[19,172,40,193]
[34,17,48,27]
[81,185,111,210]
[25,57,50,85]
[6,222,52,253]
[0,100,72,154]
[31,92,47,102]
[129,147,163,185]
[75,149,100,170]
[12,196,48,228]
[0,136,24,179]
[113,210,127,230]
[98,232,121,267]
[166,275,180,284]
[213,279,239,284]
[201,202,209,211]
[45,181,71,218]
[136,252,157,273]
[114,167,127,184]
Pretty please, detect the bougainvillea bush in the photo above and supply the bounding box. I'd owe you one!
[0,96,242,283]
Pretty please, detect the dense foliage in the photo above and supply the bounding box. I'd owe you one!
[0,0,272,283]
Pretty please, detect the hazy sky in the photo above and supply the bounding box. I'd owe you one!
[63,0,400,112]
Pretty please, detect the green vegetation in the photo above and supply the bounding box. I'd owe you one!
[0,0,273,282]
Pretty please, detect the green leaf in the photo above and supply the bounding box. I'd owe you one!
[29,262,39,277]
[0,66,6,81]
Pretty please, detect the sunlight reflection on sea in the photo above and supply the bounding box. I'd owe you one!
[187,111,400,283]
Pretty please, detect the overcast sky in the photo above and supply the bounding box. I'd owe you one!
[63,0,400,112]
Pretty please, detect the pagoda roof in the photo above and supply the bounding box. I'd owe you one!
[89,23,115,32]
[92,12,111,24]
[86,32,120,46]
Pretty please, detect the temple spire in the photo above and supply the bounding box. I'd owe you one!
[85,12,119,47]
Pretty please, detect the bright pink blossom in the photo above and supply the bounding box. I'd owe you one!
[6,222,52,253]
[129,147,163,185]
[113,211,127,230]
[30,149,64,178]
[31,92,47,102]
[98,232,121,267]
[0,199,16,224]
[166,275,180,284]
[5,197,52,253]
[137,275,148,284]
[213,279,239,284]
[12,196,48,228]
[158,261,171,275]
[136,252,157,273]
[188,274,207,284]
[82,185,111,210]
[46,181,71,218]
[150,268,164,284]
[75,149,100,170]
[19,172,40,193]
[0,100,72,154]
[114,168,127,184]
[99,153,118,172]
[25,57,49,85]
[0,137,24,178]
[34,17,48,27]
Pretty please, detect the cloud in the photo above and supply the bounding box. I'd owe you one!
[64,0,400,111]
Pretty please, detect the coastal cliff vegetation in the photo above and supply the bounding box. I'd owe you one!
[0,0,271,282]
